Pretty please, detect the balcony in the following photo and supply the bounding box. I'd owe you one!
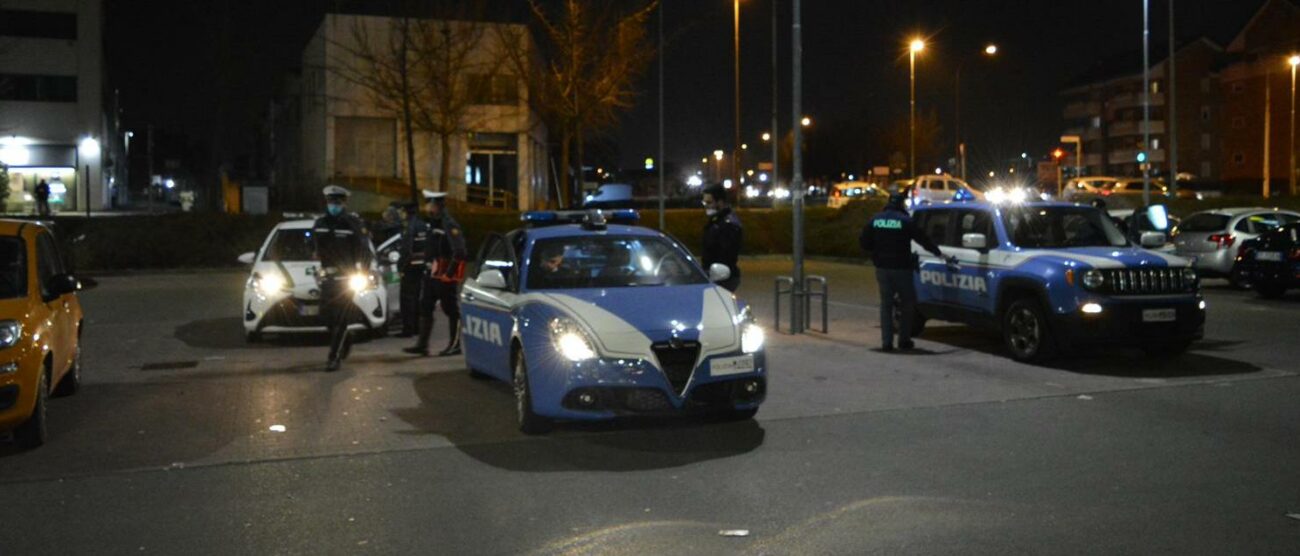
[1109,148,1166,164]
[1063,101,1100,119]
[1110,91,1165,108]
[1108,120,1165,137]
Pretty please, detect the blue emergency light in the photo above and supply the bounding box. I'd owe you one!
[521,209,640,228]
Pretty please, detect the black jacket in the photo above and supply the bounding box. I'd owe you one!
[425,213,468,280]
[702,207,743,275]
[312,212,371,276]
[859,207,942,269]
[400,216,431,269]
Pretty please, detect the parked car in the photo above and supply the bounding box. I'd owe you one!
[1061,176,1121,201]
[1108,208,1180,253]
[1063,176,1200,201]
[0,220,85,449]
[1172,208,1300,287]
[1235,223,1300,298]
[238,220,399,342]
[905,174,980,206]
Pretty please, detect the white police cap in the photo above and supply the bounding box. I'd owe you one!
[323,185,350,198]
[422,190,448,202]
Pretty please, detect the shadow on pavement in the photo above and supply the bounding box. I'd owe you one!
[174,317,388,350]
[392,370,765,472]
[917,327,1263,378]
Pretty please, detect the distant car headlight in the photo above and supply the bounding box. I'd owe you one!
[1082,269,1105,290]
[0,320,22,349]
[741,322,765,354]
[252,272,286,296]
[348,272,376,292]
[550,318,597,362]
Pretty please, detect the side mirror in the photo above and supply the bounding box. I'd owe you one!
[237,251,256,265]
[961,233,988,250]
[387,251,401,263]
[1140,231,1167,248]
[708,263,732,283]
[46,273,79,297]
[477,268,507,290]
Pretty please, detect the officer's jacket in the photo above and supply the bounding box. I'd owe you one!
[702,207,743,274]
[859,207,942,270]
[426,213,468,281]
[312,212,371,275]
[400,217,431,268]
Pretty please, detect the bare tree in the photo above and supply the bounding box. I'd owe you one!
[499,0,659,207]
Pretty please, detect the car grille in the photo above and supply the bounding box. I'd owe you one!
[1102,268,1191,295]
[651,340,701,396]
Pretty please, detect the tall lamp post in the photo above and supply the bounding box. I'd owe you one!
[1142,0,1152,206]
[733,0,742,191]
[1289,54,1298,196]
[909,38,925,179]
[77,136,99,218]
[791,0,804,333]
[955,43,998,180]
[713,150,725,183]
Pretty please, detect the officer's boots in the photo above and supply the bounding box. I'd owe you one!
[403,317,433,356]
[438,318,462,356]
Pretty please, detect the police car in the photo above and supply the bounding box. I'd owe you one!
[908,201,1205,362]
[459,210,766,434]
[238,219,399,342]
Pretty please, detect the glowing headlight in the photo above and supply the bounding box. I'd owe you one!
[550,318,597,362]
[1082,269,1105,289]
[986,188,1007,204]
[254,272,286,295]
[1008,187,1028,203]
[0,320,22,349]
[348,273,375,292]
[741,322,765,353]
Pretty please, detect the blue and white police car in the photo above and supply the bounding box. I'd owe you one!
[459,210,766,434]
[908,200,1206,362]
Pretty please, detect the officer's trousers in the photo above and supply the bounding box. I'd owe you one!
[876,267,917,347]
[413,277,461,350]
[399,268,423,335]
[320,278,357,362]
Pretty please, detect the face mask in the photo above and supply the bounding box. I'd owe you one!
[705,208,717,217]
[326,204,343,216]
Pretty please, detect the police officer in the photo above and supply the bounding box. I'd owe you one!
[859,192,951,352]
[312,186,372,371]
[701,183,743,292]
[395,202,428,338]
[34,180,51,217]
[404,191,467,357]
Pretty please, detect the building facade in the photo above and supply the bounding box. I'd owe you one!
[284,13,548,212]
[0,0,117,213]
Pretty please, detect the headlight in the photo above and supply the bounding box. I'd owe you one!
[253,272,286,295]
[550,318,596,362]
[741,322,765,354]
[1182,267,1198,286]
[348,273,376,292]
[0,320,21,349]
[1082,269,1105,290]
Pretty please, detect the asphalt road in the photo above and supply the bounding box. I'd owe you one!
[2,261,1298,555]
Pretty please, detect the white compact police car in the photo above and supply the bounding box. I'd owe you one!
[459,210,767,434]
[238,219,399,342]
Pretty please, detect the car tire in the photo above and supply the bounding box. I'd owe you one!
[1001,298,1056,363]
[14,370,49,449]
[1143,341,1192,358]
[512,350,551,435]
[53,344,82,398]
[1257,283,1287,299]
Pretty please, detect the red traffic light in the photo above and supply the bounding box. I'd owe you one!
[1052,148,1066,160]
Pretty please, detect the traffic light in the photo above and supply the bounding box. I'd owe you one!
[1136,151,1147,163]
[1052,148,1066,161]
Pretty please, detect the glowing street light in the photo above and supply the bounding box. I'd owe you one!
[761,132,772,142]
[713,150,725,160]
[909,37,925,178]
[800,116,812,127]
[1290,54,1299,195]
[910,38,926,54]
[78,137,100,157]
[984,44,998,55]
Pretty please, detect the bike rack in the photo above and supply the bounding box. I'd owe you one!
[773,276,794,333]
[774,275,829,334]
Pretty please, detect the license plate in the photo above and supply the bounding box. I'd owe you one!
[711,354,755,376]
[1256,251,1283,262]
[1142,308,1176,322]
[300,304,320,317]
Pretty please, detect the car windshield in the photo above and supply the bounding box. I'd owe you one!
[1180,213,1231,232]
[263,229,316,262]
[0,237,27,299]
[1002,206,1129,248]
[525,235,707,290]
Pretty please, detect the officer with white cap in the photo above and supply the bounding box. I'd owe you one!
[404,190,467,356]
[313,185,372,371]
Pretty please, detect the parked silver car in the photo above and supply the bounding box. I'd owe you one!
[1172,208,1300,286]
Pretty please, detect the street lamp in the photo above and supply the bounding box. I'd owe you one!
[801,116,812,127]
[1289,54,1298,196]
[76,136,99,218]
[733,0,742,191]
[956,43,999,180]
[909,37,925,179]
[714,149,725,182]
[762,132,772,142]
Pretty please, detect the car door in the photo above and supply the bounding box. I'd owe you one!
[374,234,402,315]
[34,231,73,379]
[460,233,519,380]
[944,208,997,309]
[914,209,954,304]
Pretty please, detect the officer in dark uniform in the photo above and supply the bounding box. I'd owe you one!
[396,202,428,338]
[312,185,372,371]
[404,191,467,357]
[34,180,51,217]
[701,183,743,292]
[859,192,951,352]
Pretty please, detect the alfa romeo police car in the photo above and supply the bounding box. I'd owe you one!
[459,210,766,434]
[238,219,398,342]
[908,201,1205,362]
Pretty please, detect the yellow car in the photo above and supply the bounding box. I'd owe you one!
[0,219,84,449]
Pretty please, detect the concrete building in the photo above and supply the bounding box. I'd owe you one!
[282,13,548,212]
[0,0,117,214]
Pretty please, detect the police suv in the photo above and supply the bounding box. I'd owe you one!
[908,201,1206,362]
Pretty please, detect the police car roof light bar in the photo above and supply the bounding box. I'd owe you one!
[521,209,640,229]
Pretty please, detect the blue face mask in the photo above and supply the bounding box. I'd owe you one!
[326,203,343,216]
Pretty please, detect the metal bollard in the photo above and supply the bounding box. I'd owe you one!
[774,276,794,333]
[804,275,829,333]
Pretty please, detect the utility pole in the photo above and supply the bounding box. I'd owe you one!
[771,0,779,194]
[1264,68,1271,198]
[1289,55,1298,196]
[657,1,665,230]
[791,0,805,333]
[733,0,742,190]
[1168,0,1178,196]
[147,123,155,214]
[1142,0,1152,206]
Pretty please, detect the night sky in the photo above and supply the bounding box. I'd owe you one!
[105,0,1266,184]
